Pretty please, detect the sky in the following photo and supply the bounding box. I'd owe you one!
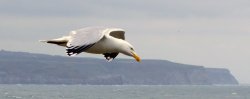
[0,0,250,83]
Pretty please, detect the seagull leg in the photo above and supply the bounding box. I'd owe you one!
[103,53,119,62]
[103,54,110,62]
[107,57,113,62]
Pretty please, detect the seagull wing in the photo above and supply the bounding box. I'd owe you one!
[66,27,106,56]
[106,28,125,40]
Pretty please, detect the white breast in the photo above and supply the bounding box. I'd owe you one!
[85,36,121,54]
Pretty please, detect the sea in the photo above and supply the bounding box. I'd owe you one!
[0,85,249,99]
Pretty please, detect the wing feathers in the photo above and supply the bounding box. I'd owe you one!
[109,31,125,40]
[66,44,95,56]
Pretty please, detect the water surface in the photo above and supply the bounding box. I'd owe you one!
[0,85,249,99]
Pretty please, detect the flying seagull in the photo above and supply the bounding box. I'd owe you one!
[40,27,141,62]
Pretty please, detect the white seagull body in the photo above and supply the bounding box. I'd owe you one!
[40,27,141,62]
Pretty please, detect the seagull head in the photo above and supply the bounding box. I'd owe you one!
[118,40,141,62]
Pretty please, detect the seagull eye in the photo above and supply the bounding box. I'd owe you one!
[130,48,134,51]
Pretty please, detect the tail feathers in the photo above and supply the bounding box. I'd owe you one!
[40,36,69,47]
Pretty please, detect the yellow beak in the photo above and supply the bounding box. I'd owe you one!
[132,52,141,62]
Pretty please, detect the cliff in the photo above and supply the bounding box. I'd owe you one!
[0,50,238,85]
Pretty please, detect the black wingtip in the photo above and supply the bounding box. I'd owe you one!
[66,44,95,56]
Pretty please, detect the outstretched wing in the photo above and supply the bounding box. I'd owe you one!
[66,27,106,56]
[106,28,125,40]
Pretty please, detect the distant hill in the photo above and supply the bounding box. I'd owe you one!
[0,50,238,85]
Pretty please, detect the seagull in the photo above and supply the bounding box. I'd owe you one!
[40,26,141,62]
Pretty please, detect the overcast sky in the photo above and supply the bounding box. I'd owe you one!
[0,0,250,83]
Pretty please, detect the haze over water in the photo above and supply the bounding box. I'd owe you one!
[0,85,249,99]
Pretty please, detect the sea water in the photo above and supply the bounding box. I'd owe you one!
[0,85,249,99]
